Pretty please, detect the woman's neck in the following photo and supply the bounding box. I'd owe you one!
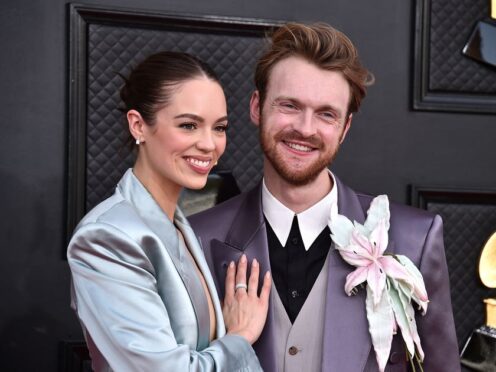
[133,159,181,221]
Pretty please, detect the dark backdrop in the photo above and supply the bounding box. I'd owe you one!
[1,0,495,370]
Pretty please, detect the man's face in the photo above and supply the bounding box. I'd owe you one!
[251,56,352,186]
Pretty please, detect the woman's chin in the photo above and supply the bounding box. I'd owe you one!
[183,176,209,190]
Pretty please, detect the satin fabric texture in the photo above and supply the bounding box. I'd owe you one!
[190,176,461,372]
[67,169,262,372]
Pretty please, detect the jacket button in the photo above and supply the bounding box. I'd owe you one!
[288,346,298,355]
[389,351,403,364]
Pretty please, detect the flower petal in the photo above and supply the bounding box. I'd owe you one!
[364,195,391,233]
[344,266,368,295]
[338,248,373,267]
[329,214,355,248]
[353,220,370,238]
[366,284,394,372]
[405,300,425,360]
[350,229,374,252]
[379,256,412,283]
[369,219,389,256]
[395,255,429,313]
[388,279,415,357]
[367,263,386,306]
[339,239,375,260]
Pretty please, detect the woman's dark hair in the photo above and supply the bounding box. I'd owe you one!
[120,51,222,145]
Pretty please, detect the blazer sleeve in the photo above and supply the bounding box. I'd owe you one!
[416,215,461,372]
[68,222,261,372]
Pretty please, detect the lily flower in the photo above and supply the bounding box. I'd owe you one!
[329,195,429,372]
[340,219,425,307]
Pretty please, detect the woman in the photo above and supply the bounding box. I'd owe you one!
[67,51,271,372]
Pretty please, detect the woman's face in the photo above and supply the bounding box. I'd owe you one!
[137,77,228,192]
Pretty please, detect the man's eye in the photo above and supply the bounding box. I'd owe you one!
[281,103,297,110]
[320,112,340,124]
[179,123,196,130]
[321,112,335,119]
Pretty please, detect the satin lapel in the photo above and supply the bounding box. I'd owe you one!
[223,184,278,372]
[118,170,182,264]
[175,210,227,341]
[322,176,371,372]
[117,170,208,347]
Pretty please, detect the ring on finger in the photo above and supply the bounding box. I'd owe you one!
[235,283,248,291]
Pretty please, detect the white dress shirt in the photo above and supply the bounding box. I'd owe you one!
[262,171,339,250]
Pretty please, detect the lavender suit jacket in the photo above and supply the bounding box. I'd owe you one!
[189,177,460,372]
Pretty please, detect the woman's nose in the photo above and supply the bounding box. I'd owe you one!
[196,131,216,151]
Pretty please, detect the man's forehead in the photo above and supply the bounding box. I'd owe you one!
[265,56,351,109]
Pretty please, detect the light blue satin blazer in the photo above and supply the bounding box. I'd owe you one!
[67,169,261,372]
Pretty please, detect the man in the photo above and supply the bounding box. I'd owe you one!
[190,23,460,372]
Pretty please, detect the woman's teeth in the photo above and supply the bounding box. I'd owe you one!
[186,158,210,167]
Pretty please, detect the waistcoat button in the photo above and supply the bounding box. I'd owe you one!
[288,346,298,355]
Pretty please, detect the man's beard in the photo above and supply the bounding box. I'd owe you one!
[259,117,341,186]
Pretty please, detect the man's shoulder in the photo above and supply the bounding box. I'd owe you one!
[354,191,436,222]
[188,190,252,235]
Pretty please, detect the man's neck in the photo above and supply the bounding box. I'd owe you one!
[263,164,333,214]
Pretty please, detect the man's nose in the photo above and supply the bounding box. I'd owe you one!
[294,111,317,138]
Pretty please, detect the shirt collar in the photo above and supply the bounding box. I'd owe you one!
[262,170,339,250]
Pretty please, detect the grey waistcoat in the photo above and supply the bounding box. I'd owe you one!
[272,252,330,372]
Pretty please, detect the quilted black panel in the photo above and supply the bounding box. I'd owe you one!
[86,23,266,211]
[427,201,496,350]
[429,0,496,93]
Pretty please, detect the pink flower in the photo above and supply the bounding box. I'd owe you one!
[338,219,427,308]
[329,195,429,372]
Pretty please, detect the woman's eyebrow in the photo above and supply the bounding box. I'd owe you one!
[174,113,204,122]
[174,113,228,123]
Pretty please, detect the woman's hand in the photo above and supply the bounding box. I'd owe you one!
[223,254,271,345]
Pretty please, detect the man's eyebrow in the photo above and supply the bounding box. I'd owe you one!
[174,113,229,123]
[275,97,344,117]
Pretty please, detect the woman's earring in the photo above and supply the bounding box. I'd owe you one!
[135,138,140,145]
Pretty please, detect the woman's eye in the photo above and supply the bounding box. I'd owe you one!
[179,123,197,130]
[214,125,228,133]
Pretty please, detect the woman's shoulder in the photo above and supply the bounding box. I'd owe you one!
[73,189,145,238]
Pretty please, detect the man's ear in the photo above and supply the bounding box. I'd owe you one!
[127,110,145,142]
[249,91,261,127]
[339,113,353,144]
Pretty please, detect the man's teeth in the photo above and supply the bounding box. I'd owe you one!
[186,158,210,167]
[286,142,312,152]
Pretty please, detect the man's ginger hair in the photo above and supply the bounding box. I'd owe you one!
[254,22,374,116]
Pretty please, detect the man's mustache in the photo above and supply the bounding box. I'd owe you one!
[274,130,323,149]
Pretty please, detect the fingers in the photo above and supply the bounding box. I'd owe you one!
[248,258,260,296]
[235,254,248,295]
[224,261,235,302]
[259,271,272,303]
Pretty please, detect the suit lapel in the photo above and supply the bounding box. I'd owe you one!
[322,176,372,372]
[216,184,278,372]
[175,209,226,345]
[118,169,212,349]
